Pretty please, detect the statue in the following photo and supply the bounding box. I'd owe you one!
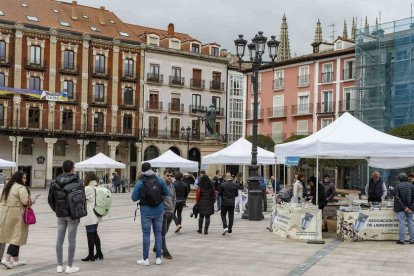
[205,104,217,135]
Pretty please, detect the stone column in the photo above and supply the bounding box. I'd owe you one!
[14,24,23,89]
[108,141,119,175]
[48,102,56,130]
[135,142,142,171]
[8,136,23,172]
[44,138,57,184]
[13,96,21,127]
[49,29,58,92]
[81,35,90,104]
[76,139,90,162]
[112,41,120,131]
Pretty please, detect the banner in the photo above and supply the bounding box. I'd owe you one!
[40,91,68,102]
[0,86,68,101]
[271,204,322,240]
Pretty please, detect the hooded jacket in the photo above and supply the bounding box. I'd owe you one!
[48,173,83,218]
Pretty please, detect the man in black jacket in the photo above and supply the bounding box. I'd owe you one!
[48,160,84,274]
[219,173,239,236]
[308,176,327,210]
[172,172,189,233]
[394,172,414,245]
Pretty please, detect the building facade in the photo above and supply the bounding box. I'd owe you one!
[227,67,247,144]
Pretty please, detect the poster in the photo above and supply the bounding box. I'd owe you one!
[271,205,322,240]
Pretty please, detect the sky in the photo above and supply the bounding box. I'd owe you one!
[65,0,413,56]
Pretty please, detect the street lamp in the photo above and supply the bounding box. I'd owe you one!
[234,32,279,221]
[181,126,191,159]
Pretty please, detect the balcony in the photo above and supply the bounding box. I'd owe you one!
[297,75,310,87]
[189,105,205,115]
[90,96,106,105]
[0,53,11,67]
[142,129,203,141]
[62,123,73,131]
[321,72,334,83]
[147,73,163,84]
[90,66,110,79]
[190,79,205,90]
[273,79,284,90]
[121,70,138,82]
[291,104,313,116]
[339,99,359,113]
[343,69,355,80]
[317,102,335,114]
[168,103,184,114]
[169,76,185,87]
[210,80,224,92]
[267,106,287,118]
[59,62,80,75]
[24,58,47,71]
[246,109,264,120]
[146,101,163,112]
[122,98,134,107]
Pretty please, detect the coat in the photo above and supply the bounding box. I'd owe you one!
[80,181,102,226]
[196,186,216,216]
[0,183,34,246]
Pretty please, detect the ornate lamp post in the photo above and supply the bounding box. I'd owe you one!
[181,126,192,159]
[234,32,279,220]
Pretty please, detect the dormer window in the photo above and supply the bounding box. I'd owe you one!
[211,46,219,56]
[52,9,59,13]
[0,11,4,16]
[119,31,129,37]
[148,35,159,46]
[59,21,71,27]
[90,26,100,32]
[169,39,180,50]
[26,15,39,22]
[82,15,89,19]
[21,3,28,8]
[191,43,200,53]
[109,20,115,24]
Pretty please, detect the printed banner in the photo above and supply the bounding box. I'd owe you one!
[271,205,322,240]
[40,91,68,102]
[337,209,414,241]
[0,86,68,101]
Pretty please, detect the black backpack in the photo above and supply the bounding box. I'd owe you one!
[65,183,87,220]
[140,174,163,207]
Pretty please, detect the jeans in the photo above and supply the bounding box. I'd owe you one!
[221,205,235,233]
[198,215,210,231]
[114,184,120,193]
[56,217,79,266]
[141,214,163,259]
[216,192,222,211]
[6,244,19,257]
[86,223,98,233]
[0,243,5,259]
[173,201,185,225]
[261,187,267,212]
[397,211,414,242]
[162,212,173,255]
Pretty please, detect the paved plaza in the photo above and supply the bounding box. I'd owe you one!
[2,190,414,276]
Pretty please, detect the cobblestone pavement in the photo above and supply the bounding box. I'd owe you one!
[2,190,413,276]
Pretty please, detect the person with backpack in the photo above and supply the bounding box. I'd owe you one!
[48,160,86,274]
[131,162,169,266]
[80,172,108,262]
[172,172,189,233]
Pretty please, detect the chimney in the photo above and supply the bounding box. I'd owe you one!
[71,1,78,20]
[167,23,174,36]
[99,6,106,25]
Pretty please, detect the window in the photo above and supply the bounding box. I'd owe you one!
[94,84,105,102]
[172,67,181,79]
[322,63,333,82]
[212,72,221,89]
[148,116,158,137]
[90,26,99,32]
[192,94,201,109]
[123,115,133,133]
[297,120,308,135]
[322,91,333,113]
[230,75,244,96]
[26,15,38,22]
[29,76,41,90]
[86,142,96,157]
[170,118,180,138]
[63,80,74,100]
[344,60,355,80]
[298,66,309,86]
[215,122,220,135]
[59,21,70,27]
[171,96,181,111]
[22,3,28,7]
[150,64,159,77]
[211,46,219,56]
[272,122,283,143]
[191,43,200,53]
[19,138,33,155]
[0,11,4,16]
[343,87,356,111]
[30,45,41,65]
[274,70,284,89]
[54,140,66,156]
[109,20,115,24]
[192,119,200,135]
[52,9,59,13]
[272,95,284,117]
[63,50,75,69]
[94,112,104,132]
[149,36,159,46]
[124,87,133,105]
[321,119,333,128]
[0,40,5,61]
[212,96,221,112]
[119,31,129,37]
[62,110,73,130]
[28,107,40,128]
[298,95,309,114]
[95,54,105,74]
[170,39,180,50]
[149,93,159,109]
[82,15,89,19]
[124,59,134,77]
[0,104,3,125]
[0,73,4,87]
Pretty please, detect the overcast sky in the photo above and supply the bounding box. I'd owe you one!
[67,0,413,56]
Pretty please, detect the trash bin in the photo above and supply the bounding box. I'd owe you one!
[248,190,263,221]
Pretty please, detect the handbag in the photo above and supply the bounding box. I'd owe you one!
[23,197,36,225]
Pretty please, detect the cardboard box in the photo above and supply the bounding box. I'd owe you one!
[326,219,337,233]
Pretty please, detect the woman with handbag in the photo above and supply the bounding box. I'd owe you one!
[0,171,38,269]
[80,172,103,262]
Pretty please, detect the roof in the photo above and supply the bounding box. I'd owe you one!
[126,23,195,43]
[0,0,141,42]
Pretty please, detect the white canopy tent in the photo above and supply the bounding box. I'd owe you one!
[144,150,199,172]
[202,137,281,165]
[75,153,126,171]
[0,158,16,169]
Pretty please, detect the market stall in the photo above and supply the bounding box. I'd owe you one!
[144,150,199,172]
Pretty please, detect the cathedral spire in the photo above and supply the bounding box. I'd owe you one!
[375,17,379,31]
[364,16,369,35]
[342,20,348,39]
[277,14,291,61]
[314,18,323,43]
[351,17,357,40]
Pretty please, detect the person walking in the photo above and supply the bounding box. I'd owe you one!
[259,174,267,212]
[219,173,239,236]
[365,171,387,203]
[308,176,327,210]
[234,172,244,213]
[394,172,414,245]
[160,170,176,259]
[0,171,38,269]
[196,175,216,235]
[131,162,168,266]
[80,172,103,262]
[112,172,121,193]
[213,170,223,212]
[292,173,304,204]
[322,174,336,202]
[48,160,84,274]
[173,172,188,233]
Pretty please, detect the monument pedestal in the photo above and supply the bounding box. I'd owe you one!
[200,137,225,176]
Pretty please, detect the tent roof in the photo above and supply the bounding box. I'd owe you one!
[75,153,126,171]
[202,137,279,165]
[144,150,199,172]
[275,112,414,168]
[0,158,16,168]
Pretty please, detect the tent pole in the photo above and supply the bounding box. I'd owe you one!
[308,155,324,244]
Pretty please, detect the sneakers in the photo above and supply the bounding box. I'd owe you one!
[222,228,228,236]
[65,266,79,274]
[175,225,182,233]
[197,229,202,234]
[396,241,405,245]
[155,257,162,265]
[12,259,26,267]
[137,258,150,266]
[1,259,13,269]
[57,266,63,273]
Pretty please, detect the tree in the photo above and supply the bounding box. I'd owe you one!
[246,135,275,151]
[283,135,307,143]
[388,124,414,140]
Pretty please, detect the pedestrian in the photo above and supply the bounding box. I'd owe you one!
[321,174,336,202]
[80,172,103,262]
[394,172,414,245]
[173,172,188,233]
[307,176,327,210]
[212,170,223,211]
[259,174,267,211]
[292,173,304,204]
[234,172,244,213]
[196,175,216,235]
[365,171,387,203]
[219,173,239,236]
[131,162,168,266]
[160,170,176,259]
[194,170,206,189]
[0,171,38,269]
[112,172,121,193]
[48,160,84,274]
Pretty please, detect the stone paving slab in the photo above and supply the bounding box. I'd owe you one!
[1,190,414,276]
